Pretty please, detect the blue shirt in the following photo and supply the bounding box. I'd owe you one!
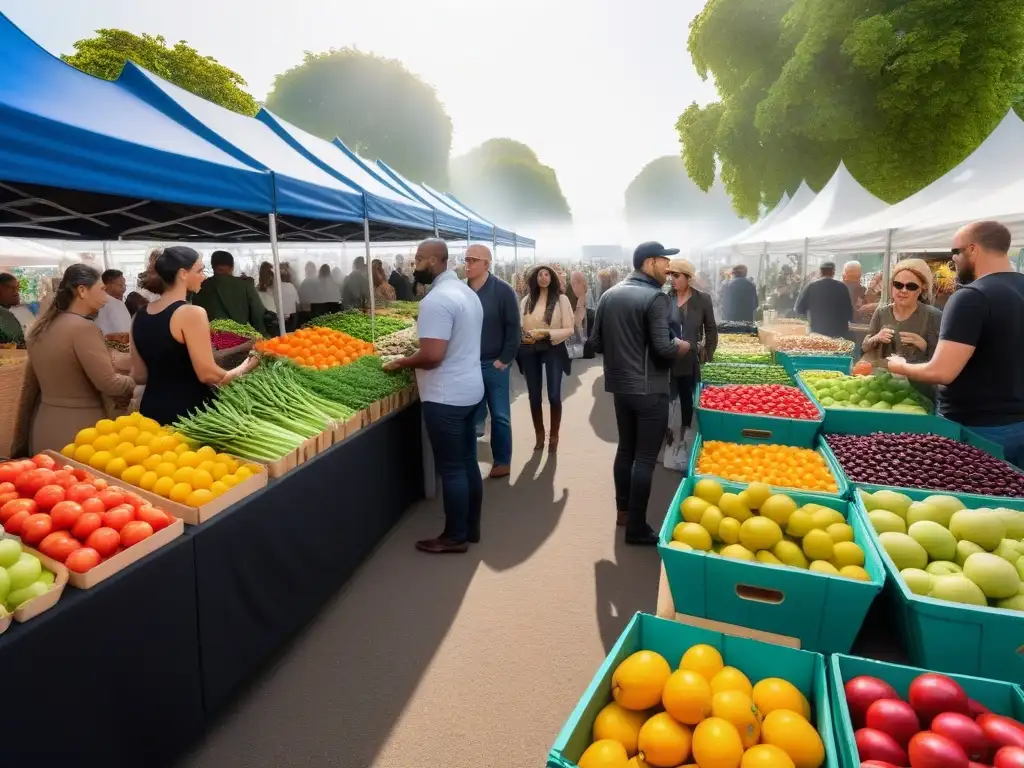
[472,273,520,365]
[416,270,484,406]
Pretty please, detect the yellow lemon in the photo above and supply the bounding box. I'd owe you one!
[138,416,161,433]
[152,476,175,498]
[174,443,191,456]
[840,565,870,581]
[235,466,253,481]
[124,445,151,466]
[143,455,163,472]
[801,530,834,562]
[161,451,179,464]
[826,523,854,543]
[127,412,143,425]
[744,481,773,509]
[113,441,135,458]
[104,457,128,478]
[221,474,240,489]
[113,415,134,430]
[155,462,178,479]
[721,544,757,562]
[760,710,823,768]
[191,469,213,490]
[757,550,784,566]
[611,650,672,711]
[637,712,692,768]
[209,480,229,497]
[578,739,629,768]
[210,463,229,481]
[89,450,113,471]
[592,702,647,757]
[75,427,99,446]
[74,444,97,464]
[214,454,238,473]
[710,666,753,697]
[148,435,175,454]
[176,450,199,468]
[172,466,195,485]
[830,542,865,569]
[692,717,743,768]
[196,460,216,475]
[169,482,193,504]
[139,471,159,491]
[694,478,724,505]
[700,506,724,540]
[135,431,155,447]
[752,679,811,720]
[95,418,117,435]
[120,464,146,486]
[741,744,795,768]
[61,443,77,458]
[711,690,761,748]
[739,517,783,552]
[93,434,119,452]
[196,445,217,461]
[760,495,798,527]
[673,522,712,551]
[117,426,140,444]
[681,495,711,524]
[718,493,753,522]
[243,463,263,475]
[185,489,214,507]
[662,669,712,724]
[810,507,844,530]
[772,540,809,569]
[809,560,839,575]
[680,643,724,682]
[718,518,741,545]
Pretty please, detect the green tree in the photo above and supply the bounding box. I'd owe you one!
[625,155,742,227]
[450,139,572,228]
[266,49,453,188]
[678,0,1024,220]
[61,29,258,116]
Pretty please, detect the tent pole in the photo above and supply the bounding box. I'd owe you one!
[268,214,287,338]
[101,241,110,271]
[881,229,894,304]
[433,210,439,238]
[364,218,374,343]
[513,236,519,288]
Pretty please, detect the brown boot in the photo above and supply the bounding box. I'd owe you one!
[530,403,545,451]
[548,404,562,453]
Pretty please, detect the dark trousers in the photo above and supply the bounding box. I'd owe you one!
[613,393,670,535]
[520,346,563,407]
[672,375,696,432]
[422,401,483,542]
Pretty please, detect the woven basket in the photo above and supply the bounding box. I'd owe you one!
[0,355,30,459]
[213,340,254,371]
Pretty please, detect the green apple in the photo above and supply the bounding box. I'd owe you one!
[6,553,41,591]
[0,539,21,569]
[6,581,48,611]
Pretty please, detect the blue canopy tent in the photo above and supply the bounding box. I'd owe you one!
[0,12,274,241]
[257,110,438,239]
[439,190,536,249]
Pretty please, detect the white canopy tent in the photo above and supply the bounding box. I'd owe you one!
[811,110,1024,252]
[707,192,791,253]
[734,162,888,257]
[0,236,66,267]
[729,181,818,252]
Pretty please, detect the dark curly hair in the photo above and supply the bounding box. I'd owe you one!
[525,266,562,325]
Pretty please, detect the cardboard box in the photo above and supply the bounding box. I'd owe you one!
[8,545,68,625]
[369,400,382,423]
[68,516,185,589]
[45,450,266,526]
[259,450,297,478]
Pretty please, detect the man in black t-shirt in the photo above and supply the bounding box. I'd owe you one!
[888,220,1024,467]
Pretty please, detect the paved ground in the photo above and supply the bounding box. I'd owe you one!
[177,358,682,768]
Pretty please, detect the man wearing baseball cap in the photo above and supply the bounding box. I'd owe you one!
[590,241,690,545]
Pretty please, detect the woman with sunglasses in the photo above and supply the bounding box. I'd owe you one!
[862,258,942,393]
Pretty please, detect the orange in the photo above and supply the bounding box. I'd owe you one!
[711,690,761,748]
[692,717,743,768]
[741,744,795,768]
[662,669,712,724]
[760,710,824,768]
[680,644,724,681]
[591,702,647,757]
[710,666,752,697]
[752,679,811,720]
[637,712,692,768]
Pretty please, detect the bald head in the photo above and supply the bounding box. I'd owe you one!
[417,238,449,262]
[414,238,449,285]
[958,221,1012,255]
[842,261,862,281]
[465,244,491,263]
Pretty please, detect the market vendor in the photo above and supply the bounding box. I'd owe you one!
[191,250,267,336]
[95,269,132,336]
[888,221,1024,468]
[25,264,136,453]
[0,272,25,346]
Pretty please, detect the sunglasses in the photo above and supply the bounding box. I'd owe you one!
[892,280,920,292]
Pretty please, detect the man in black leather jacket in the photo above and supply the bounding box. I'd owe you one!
[591,242,689,545]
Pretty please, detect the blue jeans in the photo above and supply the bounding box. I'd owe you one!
[475,362,513,465]
[964,423,1024,470]
[422,401,483,542]
[520,346,563,408]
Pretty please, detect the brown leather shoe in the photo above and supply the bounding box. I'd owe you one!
[616,512,629,527]
[488,465,510,478]
[548,404,562,453]
[415,537,469,554]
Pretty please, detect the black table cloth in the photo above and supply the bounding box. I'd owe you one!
[191,403,425,714]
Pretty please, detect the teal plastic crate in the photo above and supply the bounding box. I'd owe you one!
[775,351,853,377]
[794,376,962,439]
[658,476,885,652]
[547,612,840,768]
[687,433,849,499]
[851,490,1024,683]
[828,653,1024,768]
[695,383,824,448]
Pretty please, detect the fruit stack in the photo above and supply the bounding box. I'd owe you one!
[695,441,840,494]
[0,537,58,613]
[60,414,264,506]
[861,489,1024,611]
[578,643,825,768]
[842,668,1024,768]
[701,363,792,386]
[668,479,869,580]
[699,385,821,421]
[799,371,931,415]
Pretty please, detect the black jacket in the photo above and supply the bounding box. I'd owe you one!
[668,289,718,379]
[795,277,854,338]
[591,270,679,395]
[720,277,758,322]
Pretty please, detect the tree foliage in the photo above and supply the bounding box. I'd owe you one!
[61,29,258,116]
[678,0,1024,220]
[265,49,453,188]
[450,139,572,228]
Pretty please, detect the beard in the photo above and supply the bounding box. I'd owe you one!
[413,268,436,285]
[957,262,976,285]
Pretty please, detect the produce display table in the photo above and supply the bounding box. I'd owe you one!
[191,402,424,715]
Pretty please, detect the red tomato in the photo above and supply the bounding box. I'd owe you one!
[39,532,82,563]
[80,496,105,517]
[120,520,154,548]
[136,505,172,531]
[92,478,108,491]
[33,484,66,512]
[31,454,57,470]
[0,492,17,506]
[49,500,84,531]
[0,482,14,495]
[65,547,101,573]
[65,483,97,503]
[0,462,20,484]
[15,468,57,497]
[84,527,120,558]
[121,491,146,510]
[20,513,53,545]
[96,488,125,510]
[0,497,36,523]
[51,470,77,490]
[3,510,31,536]
[71,511,104,541]
[71,468,92,483]
[102,504,135,532]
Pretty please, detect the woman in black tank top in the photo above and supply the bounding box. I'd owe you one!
[131,247,257,427]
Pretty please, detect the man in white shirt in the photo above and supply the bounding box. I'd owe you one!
[383,239,485,554]
[95,269,132,336]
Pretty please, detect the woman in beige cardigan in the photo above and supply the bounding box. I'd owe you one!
[26,265,136,454]
[518,265,574,452]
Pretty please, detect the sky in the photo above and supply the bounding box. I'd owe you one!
[0,0,720,244]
